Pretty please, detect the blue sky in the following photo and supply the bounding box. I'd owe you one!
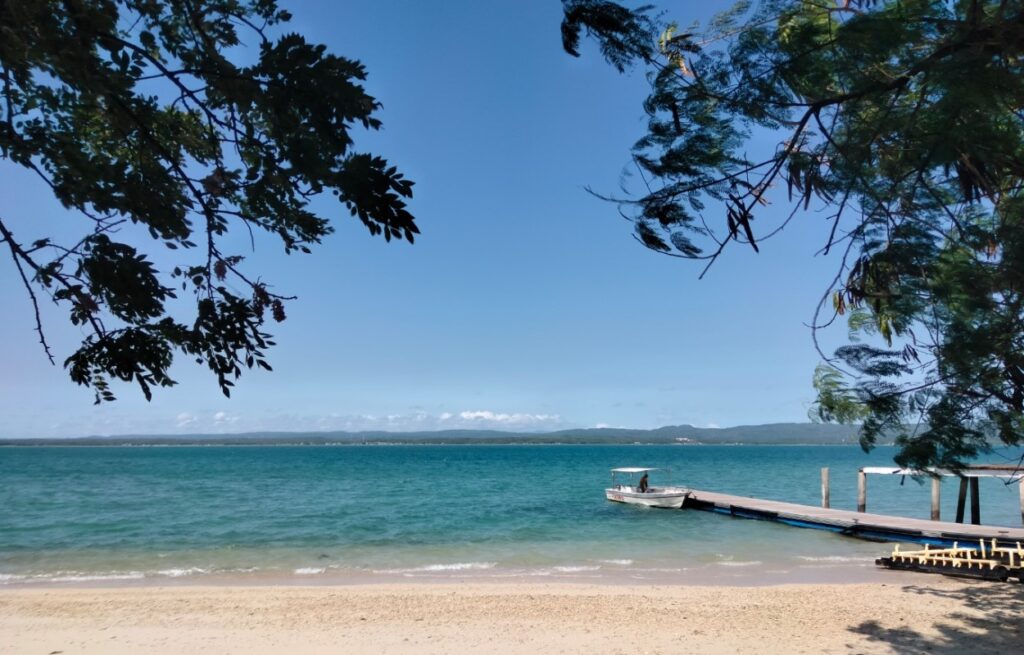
[0,1,848,438]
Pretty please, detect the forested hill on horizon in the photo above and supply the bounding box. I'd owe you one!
[0,423,876,446]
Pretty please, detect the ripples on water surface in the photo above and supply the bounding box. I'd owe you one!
[2,444,1021,585]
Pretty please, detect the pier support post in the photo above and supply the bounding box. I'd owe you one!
[969,477,981,525]
[821,467,830,509]
[857,469,867,513]
[1019,480,1023,527]
[930,477,941,521]
[955,477,968,524]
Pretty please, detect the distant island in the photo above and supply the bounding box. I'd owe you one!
[0,422,879,446]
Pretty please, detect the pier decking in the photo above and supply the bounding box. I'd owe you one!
[683,488,1024,548]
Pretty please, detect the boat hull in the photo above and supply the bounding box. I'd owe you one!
[605,487,689,509]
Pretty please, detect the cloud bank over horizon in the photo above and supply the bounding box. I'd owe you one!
[9,408,572,439]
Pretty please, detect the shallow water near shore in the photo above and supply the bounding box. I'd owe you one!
[2,444,1021,586]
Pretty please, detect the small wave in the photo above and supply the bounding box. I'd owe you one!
[373,562,497,574]
[0,572,135,584]
[294,567,326,575]
[552,565,600,573]
[599,559,634,566]
[47,572,146,583]
[422,562,496,572]
[794,555,872,563]
[156,567,209,577]
[715,561,762,567]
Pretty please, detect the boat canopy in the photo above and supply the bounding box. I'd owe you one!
[610,467,661,474]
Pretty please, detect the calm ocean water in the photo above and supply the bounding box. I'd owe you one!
[2,444,1022,586]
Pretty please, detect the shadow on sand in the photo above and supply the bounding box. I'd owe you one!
[848,581,1024,654]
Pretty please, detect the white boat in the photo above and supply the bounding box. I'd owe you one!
[605,467,691,509]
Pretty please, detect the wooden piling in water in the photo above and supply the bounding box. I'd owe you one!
[853,465,1019,528]
[857,469,867,513]
[821,467,830,509]
[969,477,981,525]
[955,477,968,524]
[1019,480,1024,527]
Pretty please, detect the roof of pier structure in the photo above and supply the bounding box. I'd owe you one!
[861,465,1023,481]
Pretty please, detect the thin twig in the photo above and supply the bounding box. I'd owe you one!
[0,219,55,364]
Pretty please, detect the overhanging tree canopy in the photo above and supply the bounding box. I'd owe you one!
[0,0,417,402]
[563,0,1024,469]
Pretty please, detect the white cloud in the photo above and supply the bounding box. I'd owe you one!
[175,412,197,428]
[456,410,561,428]
[706,422,720,429]
[595,423,610,429]
[212,411,240,428]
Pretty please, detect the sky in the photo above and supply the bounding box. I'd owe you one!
[0,0,850,438]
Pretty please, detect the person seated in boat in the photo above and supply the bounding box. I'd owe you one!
[638,473,649,493]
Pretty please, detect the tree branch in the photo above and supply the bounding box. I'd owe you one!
[0,218,55,365]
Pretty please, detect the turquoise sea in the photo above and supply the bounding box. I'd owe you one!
[2,444,1022,586]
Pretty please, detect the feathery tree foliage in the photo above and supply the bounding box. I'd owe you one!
[562,0,1024,469]
[0,1,417,402]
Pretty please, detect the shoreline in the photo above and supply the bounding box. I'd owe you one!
[3,579,1022,654]
[1,558,909,590]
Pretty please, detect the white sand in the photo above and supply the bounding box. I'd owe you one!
[2,580,1022,654]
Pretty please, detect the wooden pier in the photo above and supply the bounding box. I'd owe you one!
[682,488,1024,549]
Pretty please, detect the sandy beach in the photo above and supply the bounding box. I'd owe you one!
[2,579,1022,654]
